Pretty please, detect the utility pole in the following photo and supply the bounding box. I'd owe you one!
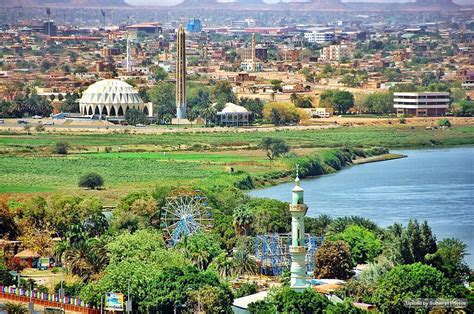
[126,278,132,314]
[100,293,103,314]
[28,283,34,314]
[59,268,65,313]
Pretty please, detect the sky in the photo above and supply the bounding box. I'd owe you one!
[125,0,470,5]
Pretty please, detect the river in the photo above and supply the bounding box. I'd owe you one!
[249,146,474,267]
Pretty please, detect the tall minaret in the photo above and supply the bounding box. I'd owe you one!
[251,33,257,72]
[176,25,187,120]
[290,165,308,291]
[126,33,131,73]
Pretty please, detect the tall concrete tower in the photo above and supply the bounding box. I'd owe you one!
[290,166,308,291]
[176,25,187,120]
[251,33,257,72]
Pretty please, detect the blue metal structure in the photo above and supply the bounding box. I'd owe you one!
[254,233,323,275]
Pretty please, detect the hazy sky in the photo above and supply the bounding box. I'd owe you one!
[126,0,469,5]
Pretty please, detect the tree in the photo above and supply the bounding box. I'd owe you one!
[272,287,330,313]
[373,263,467,312]
[78,173,104,190]
[330,225,382,264]
[64,239,109,283]
[53,142,69,155]
[326,300,367,314]
[233,248,257,276]
[389,83,417,93]
[314,240,353,279]
[148,83,175,123]
[111,192,159,232]
[258,138,290,160]
[235,283,258,298]
[125,108,147,125]
[362,92,394,114]
[4,302,27,314]
[270,79,283,92]
[187,285,233,313]
[305,214,333,236]
[213,80,237,105]
[0,198,19,240]
[263,102,303,125]
[0,251,14,286]
[320,90,354,114]
[239,97,264,119]
[455,99,474,116]
[233,205,253,235]
[177,233,223,270]
[59,92,80,113]
[153,66,169,82]
[210,253,236,278]
[426,238,471,285]
[248,197,291,234]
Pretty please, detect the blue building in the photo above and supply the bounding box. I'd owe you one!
[186,19,202,33]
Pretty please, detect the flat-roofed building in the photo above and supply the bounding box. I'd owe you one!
[393,92,450,117]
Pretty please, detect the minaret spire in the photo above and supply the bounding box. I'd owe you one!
[176,25,187,120]
[290,164,308,291]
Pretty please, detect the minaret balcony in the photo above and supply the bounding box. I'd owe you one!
[290,246,306,254]
[290,204,308,213]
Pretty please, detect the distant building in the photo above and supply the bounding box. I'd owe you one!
[79,79,153,118]
[186,19,202,33]
[304,31,335,44]
[393,92,450,117]
[43,21,57,36]
[320,45,353,61]
[216,103,251,126]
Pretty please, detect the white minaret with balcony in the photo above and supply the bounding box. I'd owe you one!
[290,166,308,291]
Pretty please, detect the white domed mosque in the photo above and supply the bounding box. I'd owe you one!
[79,79,153,118]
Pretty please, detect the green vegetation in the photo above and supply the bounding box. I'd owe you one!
[258,137,290,160]
[78,173,104,190]
[0,125,473,195]
[313,240,353,280]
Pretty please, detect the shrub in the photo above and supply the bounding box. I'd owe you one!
[398,117,406,124]
[438,119,451,127]
[78,173,104,190]
[235,283,258,298]
[54,142,69,155]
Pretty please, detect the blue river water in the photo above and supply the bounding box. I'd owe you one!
[249,147,474,267]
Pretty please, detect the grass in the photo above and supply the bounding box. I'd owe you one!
[0,124,473,199]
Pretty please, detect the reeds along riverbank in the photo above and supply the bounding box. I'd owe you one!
[238,147,401,190]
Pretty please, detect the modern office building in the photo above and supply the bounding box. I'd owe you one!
[186,19,202,33]
[304,30,335,43]
[393,92,450,117]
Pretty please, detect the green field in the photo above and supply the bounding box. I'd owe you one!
[1,125,473,151]
[0,125,473,198]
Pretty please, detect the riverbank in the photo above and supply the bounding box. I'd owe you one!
[249,146,474,267]
[248,149,406,190]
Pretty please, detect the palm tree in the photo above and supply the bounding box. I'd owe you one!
[64,239,108,282]
[233,249,257,276]
[290,92,299,105]
[4,302,27,314]
[233,205,253,236]
[211,253,236,278]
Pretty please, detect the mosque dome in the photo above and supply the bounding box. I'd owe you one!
[79,79,152,117]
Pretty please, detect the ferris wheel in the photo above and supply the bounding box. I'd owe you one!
[161,189,213,245]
